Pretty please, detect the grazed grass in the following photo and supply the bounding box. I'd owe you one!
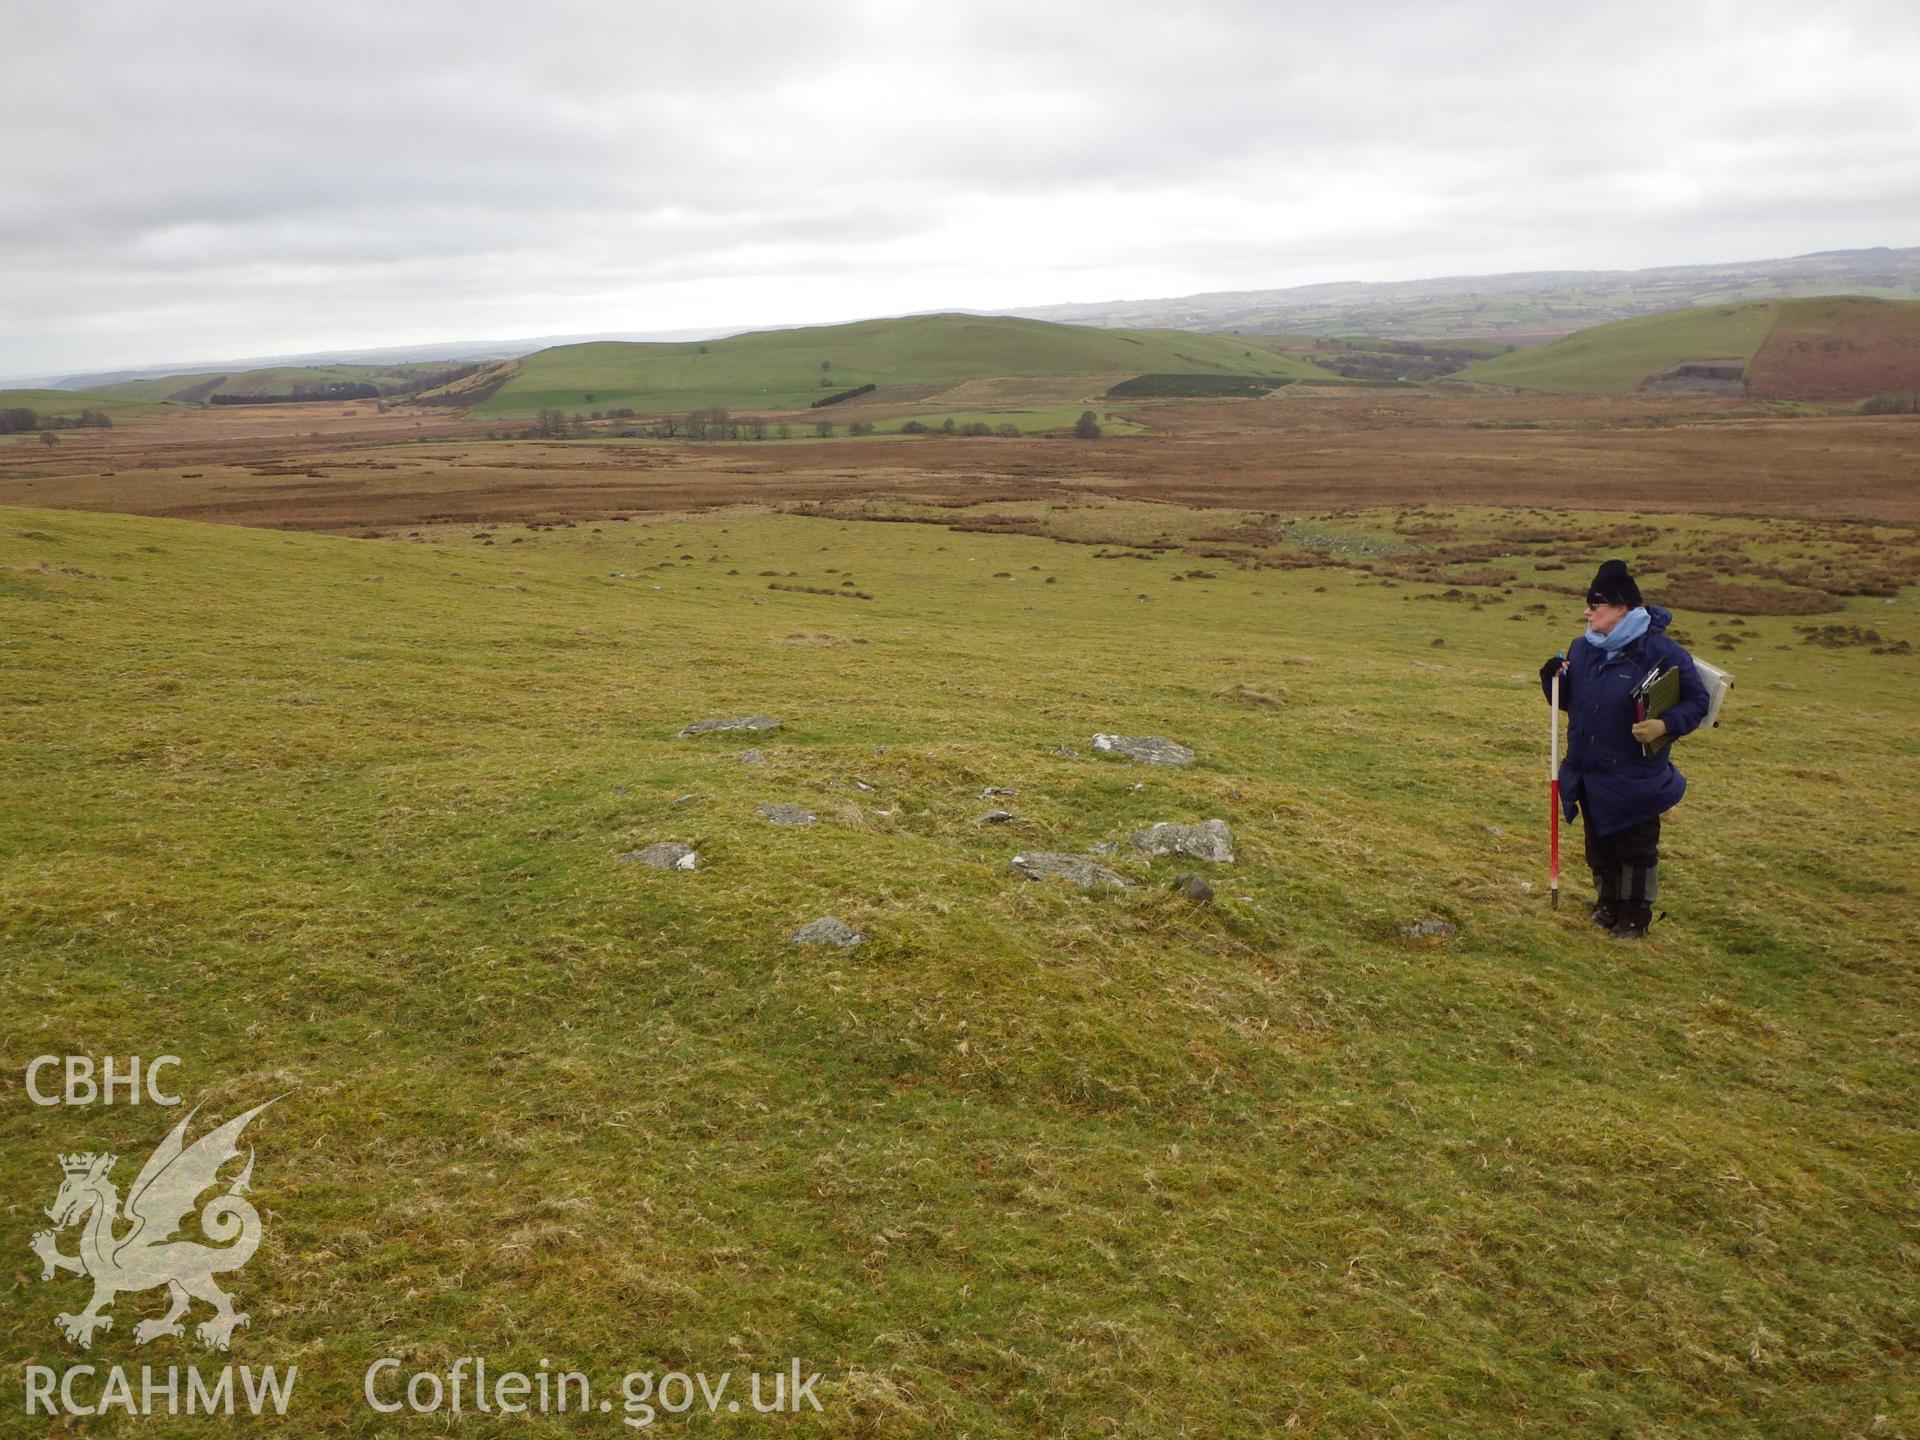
[1461,303,1781,393]
[474,315,1328,417]
[1,501,1915,1437]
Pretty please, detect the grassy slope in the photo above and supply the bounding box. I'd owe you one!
[1459,303,1780,393]
[475,314,1330,416]
[1,505,1915,1436]
[88,363,461,403]
[0,389,171,422]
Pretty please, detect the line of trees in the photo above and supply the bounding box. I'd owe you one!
[211,381,381,405]
[0,407,112,434]
[495,407,1097,443]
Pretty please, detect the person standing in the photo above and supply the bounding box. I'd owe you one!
[1541,560,1709,938]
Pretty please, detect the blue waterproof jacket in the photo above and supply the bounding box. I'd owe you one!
[1543,605,1710,836]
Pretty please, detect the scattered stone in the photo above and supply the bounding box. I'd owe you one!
[1171,873,1214,903]
[738,748,766,765]
[791,916,863,947]
[1053,745,1080,758]
[1131,820,1235,863]
[981,786,1019,799]
[1400,919,1457,940]
[1010,852,1131,890]
[853,779,876,792]
[1093,733,1194,766]
[874,745,887,755]
[679,715,780,738]
[618,841,699,871]
[977,809,1016,824]
[1087,840,1118,855]
[756,803,817,826]
[672,793,701,808]
[1482,824,1506,838]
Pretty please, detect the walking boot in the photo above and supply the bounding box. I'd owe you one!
[1610,862,1657,938]
[1588,870,1619,929]
[1609,903,1653,940]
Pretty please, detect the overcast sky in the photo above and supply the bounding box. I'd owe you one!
[5,0,1917,379]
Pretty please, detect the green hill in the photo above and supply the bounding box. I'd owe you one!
[88,361,472,404]
[473,313,1331,416]
[0,388,171,425]
[1458,303,1780,393]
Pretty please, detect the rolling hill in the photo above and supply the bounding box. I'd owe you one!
[1012,246,1920,341]
[0,388,172,425]
[1458,296,1920,398]
[87,361,477,404]
[465,314,1333,417]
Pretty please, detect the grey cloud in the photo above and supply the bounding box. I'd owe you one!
[5,0,1917,375]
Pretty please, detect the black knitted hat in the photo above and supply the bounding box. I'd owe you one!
[1586,558,1642,608]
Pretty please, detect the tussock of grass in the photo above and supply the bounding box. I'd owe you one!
[2,502,1915,1436]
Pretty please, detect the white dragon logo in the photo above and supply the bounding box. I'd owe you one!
[30,1098,279,1351]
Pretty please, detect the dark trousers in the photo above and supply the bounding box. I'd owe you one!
[1583,814,1660,909]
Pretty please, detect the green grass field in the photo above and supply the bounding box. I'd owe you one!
[472,315,1331,417]
[1459,304,1780,393]
[2,497,1915,1435]
[0,389,173,425]
[85,362,470,403]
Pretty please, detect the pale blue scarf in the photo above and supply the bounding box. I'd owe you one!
[1585,605,1650,653]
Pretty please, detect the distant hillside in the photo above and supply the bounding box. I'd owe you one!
[0,389,170,425]
[1457,296,1920,399]
[86,361,478,405]
[1746,297,1920,401]
[1011,247,1920,342]
[471,314,1332,416]
[1457,305,1779,393]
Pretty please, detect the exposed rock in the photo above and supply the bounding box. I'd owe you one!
[1086,840,1118,856]
[1010,851,1132,890]
[618,841,699,871]
[791,916,864,946]
[1093,733,1194,766]
[977,809,1016,824]
[756,803,817,826]
[738,748,766,765]
[1131,819,1235,863]
[1171,873,1214,903]
[679,715,780,738]
[1400,919,1457,940]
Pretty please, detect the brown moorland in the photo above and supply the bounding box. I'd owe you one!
[4,390,1916,534]
[1747,296,1920,401]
